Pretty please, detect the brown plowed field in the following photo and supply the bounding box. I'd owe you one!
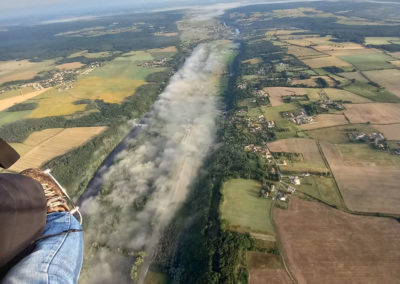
[267,138,324,164]
[275,198,400,284]
[299,114,348,130]
[321,141,400,214]
[372,124,400,140]
[262,87,306,106]
[344,103,400,124]
[247,251,291,284]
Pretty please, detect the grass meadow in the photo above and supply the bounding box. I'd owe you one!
[220,179,274,234]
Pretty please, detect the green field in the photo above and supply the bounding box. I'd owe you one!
[297,175,344,209]
[338,71,369,83]
[365,37,400,45]
[261,103,298,120]
[220,179,274,234]
[343,81,400,103]
[336,144,400,167]
[340,53,396,71]
[89,55,166,80]
[0,86,36,100]
[0,108,32,126]
[324,88,371,103]
[274,119,303,139]
[305,124,377,143]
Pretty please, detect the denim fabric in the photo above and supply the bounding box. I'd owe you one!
[2,212,83,284]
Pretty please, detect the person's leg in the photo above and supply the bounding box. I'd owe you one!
[2,212,83,284]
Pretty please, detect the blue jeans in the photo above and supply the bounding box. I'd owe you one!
[2,212,83,284]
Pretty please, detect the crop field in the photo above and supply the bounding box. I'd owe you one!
[263,87,307,106]
[326,47,378,57]
[338,71,369,83]
[267,138,327,173]
[365,37,400,45]
[260,103,298,120]
[299,114,348,130]
[372,124,400,140]
[297,175,344,208]
[9,127,107,172]
[0,109,32,126]
[301,56,351,68]
[290,76,335,87]
[364,69,400,97]
[220,179,274,234]
[343,81,400,103]
[287,45,325,59]
[391,52,400,59]
[344,103,400,124]
[340,53,396,70]
[247,251,291,284]
[321,141,400,214]
[267,138,324,165]
[0,88,49,112]
[0,86,35,100]
[391,60,400,67]
[275,198,400,284]
[324,88,371,103]
[0,59,54,85]
[55,62,84,70]
[68,50,115,59]
[242,58,261,65]
[89,55,166,80]
[305,123,377,143]
[28,88,88,118]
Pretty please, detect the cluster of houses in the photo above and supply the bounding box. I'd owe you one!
[260,183,296,202]
[137,57,169,68]
[349,131,386,150]
[318,99,344,111]
[236,114,275,134]
[282,109,313,125]
[244,144,273,159]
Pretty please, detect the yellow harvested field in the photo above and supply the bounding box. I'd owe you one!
[324,88,371,103]
[321,141,400,214]
[9,127,107,172]
[300,114,348,130]
[263,87,307,106]
[372,124,400,140]
[390,52,400,59]
[69,77,146,103]
[242,58,261,64]
[302,56,351,68]
[344,103,400,124]
[313,42,365,52]
[267,138,325,165]
[148,46,178,53]
[56,62,84,70]
[266,29,308,36]
[325,48,379,57]
[0,88,50,111]
[390,60,400,67]
[287,45,325,59]
[28,89,87,118]
[155,32,178,37]
[0,59,54,85]
[285,36,334,47]
[364,69,400,97]
[291,76,335,87]
[29,77,146,118]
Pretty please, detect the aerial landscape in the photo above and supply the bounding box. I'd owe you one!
[1,0,400,283]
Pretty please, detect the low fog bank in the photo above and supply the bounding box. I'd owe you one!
[80,40,236,283]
